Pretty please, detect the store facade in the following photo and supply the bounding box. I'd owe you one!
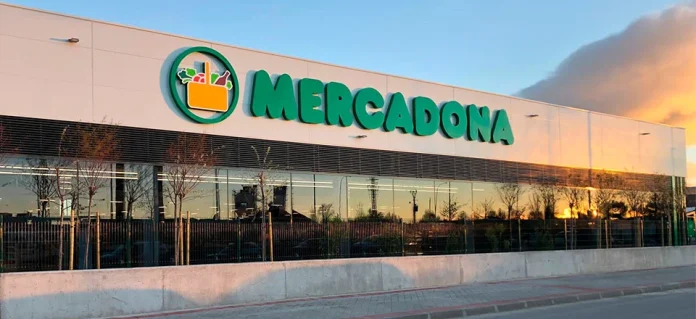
[0,3,688,224]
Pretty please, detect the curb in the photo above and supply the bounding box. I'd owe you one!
[381,280,696,319]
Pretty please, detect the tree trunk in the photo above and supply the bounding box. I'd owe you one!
[57,201,65,270]
[173,199,179,266]
[178,196,184,265]
[84,195,93,269]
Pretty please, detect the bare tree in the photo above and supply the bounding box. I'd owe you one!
[123,165,153,220]
[21,158,57,217]
[474,198,496,220]
[559,175,587,249]
[592,171,623,219]
[560,187,586,218]
[250,146,287,261]
[528,192,544,220]
[164,133,218,265]
[52,127,77,270]
[621,188,648,218]
[645,174,674,220]
[535,182,560,220]
[75,120,119,269]
[315,203,340,223]
[439,198,466,221]
[495,183,524,220]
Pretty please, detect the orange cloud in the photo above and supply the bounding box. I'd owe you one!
[518,3,696,185]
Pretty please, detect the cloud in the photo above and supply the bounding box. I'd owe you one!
[517,2,696,184]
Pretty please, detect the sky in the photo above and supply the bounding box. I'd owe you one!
[4,0,695,185]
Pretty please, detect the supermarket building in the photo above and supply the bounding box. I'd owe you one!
[0,3,688,223]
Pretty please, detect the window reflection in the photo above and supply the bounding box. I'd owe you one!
[472,182,503,219]
[449,182,473,221]
[314,174,346,222]
[348,176,396,222]
[393,179,433,223]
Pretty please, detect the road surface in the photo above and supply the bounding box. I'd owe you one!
[477,289,695,319]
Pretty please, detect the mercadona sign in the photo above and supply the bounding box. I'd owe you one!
[169,47,514,146]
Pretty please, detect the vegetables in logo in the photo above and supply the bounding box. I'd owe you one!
[168,47,239,124]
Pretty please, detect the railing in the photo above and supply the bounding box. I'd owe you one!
[0,216,689,273]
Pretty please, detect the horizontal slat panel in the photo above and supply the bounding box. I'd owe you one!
[0,114,670,191]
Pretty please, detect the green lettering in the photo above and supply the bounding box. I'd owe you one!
[440,101,467,138]
[298,78,324,124]
[353,88,385,130]
[250,70,297,120]
[413,97,439,136]
[467,104,491,142]
[491,110,514,145]
[384,93,413,133]
[325,82,353,127]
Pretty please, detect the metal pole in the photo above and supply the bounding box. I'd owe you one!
[96,212,100,269]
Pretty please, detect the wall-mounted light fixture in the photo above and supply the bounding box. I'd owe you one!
[526,114,539,118]
[639,132,651,136]
[67,37,80,43]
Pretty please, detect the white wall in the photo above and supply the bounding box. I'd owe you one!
[0,4,687,177]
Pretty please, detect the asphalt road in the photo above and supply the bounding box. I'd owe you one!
[476,289,696,319]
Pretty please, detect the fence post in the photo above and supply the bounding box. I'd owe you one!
[597,217,602,249]
[564,219,568,250]
[472,220,476,253]
[236,218,241,263]
[605,220,610,249]
[69,210,75,270]
[268,211,274,262]
[96,212,101,269]
[660,216,665,247]
[0,215,4,273]
[126,215,132,268]
[401,222,405,257]
[186,211,190,265]
[640,218,644,247]
[518,219,522,252]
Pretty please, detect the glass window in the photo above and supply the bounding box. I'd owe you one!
[0,157,49,216]
[314,174,347,222]
[348,176,395,222]
[472,182,504,219]
[291,173,315,221]
[448,181,473,221]
[160,166,226,220]
[393,179,433,223]
[119,164,154,220]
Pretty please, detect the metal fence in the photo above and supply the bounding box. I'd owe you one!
[0,217,687,273]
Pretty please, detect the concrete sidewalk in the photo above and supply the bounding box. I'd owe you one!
[112,266,696,319]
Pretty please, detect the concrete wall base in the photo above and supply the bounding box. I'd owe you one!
[1,246,694,319]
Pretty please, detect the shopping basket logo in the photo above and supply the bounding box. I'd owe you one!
[168,47,239,124]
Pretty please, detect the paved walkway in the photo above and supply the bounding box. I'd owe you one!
[116,266,696,319]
